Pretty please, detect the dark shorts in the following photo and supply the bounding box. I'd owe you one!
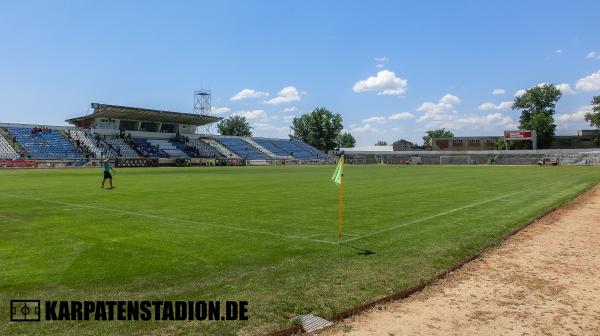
[103,171,112,179]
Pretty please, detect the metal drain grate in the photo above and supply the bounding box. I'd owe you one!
[292,314,333,333]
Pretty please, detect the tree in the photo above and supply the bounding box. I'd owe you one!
[337,132,356,148]
[375,140,387,146]
[512,84,561,148]
[422,128,454,146]
[495,137,506,150]
[217,115,253,137]
[585,95,600,145]
[290,107,343,151]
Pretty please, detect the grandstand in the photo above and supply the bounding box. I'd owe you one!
[2,102,598,167]
[0,102,330,166]
[214,137,271,160]
[244,138,277,158]
[292,139,330,159]
[265,138,316,159]
[67,129,104,158]
[187,139,224,158]
[6,127,83,159]
[253,138,293,158]
[101,135,140,158]
[202,137,240,158]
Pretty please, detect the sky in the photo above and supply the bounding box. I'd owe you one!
[0,1,599,146]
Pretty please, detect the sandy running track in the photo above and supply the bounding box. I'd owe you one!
[319,184,600,336]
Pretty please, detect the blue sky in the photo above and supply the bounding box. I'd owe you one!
[0,0,599,145]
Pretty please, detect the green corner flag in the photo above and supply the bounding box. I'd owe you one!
[332,155,344,241]
[332,155,344,185]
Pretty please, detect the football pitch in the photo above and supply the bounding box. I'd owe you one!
[1,165,599,335]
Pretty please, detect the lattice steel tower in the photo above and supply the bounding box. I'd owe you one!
[193,89,212,134]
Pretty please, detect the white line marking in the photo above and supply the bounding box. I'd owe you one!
[0,193,338,246]
[0,182,557,246]
[343,182,558,243]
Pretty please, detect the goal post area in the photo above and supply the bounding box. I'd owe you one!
[439,155,471,165]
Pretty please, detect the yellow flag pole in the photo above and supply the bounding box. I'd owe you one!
[338,174,344,243]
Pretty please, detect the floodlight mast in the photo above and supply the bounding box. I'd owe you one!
[194,89,212,135]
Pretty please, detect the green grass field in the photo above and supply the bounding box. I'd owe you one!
[1,165,599,335]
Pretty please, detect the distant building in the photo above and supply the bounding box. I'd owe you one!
[340,145,393,152]
[549,130,599,149]
[392,139,415,151]
[432,130,599,151]
[432,136,499,151]
[577,129,600,137]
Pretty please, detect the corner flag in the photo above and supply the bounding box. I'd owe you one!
[331,155,344,185]
[332,155,344,242]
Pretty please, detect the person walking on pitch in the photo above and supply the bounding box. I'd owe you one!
[101,158,116,189]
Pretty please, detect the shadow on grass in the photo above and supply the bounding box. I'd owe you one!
[339,242,376,256]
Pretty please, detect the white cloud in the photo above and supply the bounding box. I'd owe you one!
[374,57,388,62]
[363,116,387,124]
[555,49,563,54]
[514,89,527,97]
[478,101,512,111]
[252,122,288,133]
[586,51,600,60]
[492,88,506,95]
[575,70,600,92]
[211,106,231,115]
[450,113,516,130]
[513,82,574,96]
[265,86,301,105]
[231,109,268,120]
[230,89,269,101]
[478,103,495,110]
[388,112,415,120]
[282,106,296,113]
[361,112,415,125]
[353,70,408,96]
[283,115,296,122]
[417,94,460,124]
[556,83,575,95]
[376,64,384,68]
[440,94,460,105]
[349,123,380,134]
[514,83,543,97]
[416,94,515,130]
[556,105,591,124]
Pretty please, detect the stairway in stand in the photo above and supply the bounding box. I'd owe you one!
[243,138,276,159]
[0,127,25,157]
[203,137,240,158]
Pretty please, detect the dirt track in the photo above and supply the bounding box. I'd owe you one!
[319,184,600,336]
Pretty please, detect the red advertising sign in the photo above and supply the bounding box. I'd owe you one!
[0,160,37,168]
[504,130,533,141]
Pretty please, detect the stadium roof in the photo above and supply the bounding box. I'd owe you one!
[66,103,221,126]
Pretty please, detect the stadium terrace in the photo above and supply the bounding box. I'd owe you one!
[1,102,599,169]
[0,102,330,168]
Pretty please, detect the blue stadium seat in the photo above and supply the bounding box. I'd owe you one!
[272,140,313,159]
[216,137,270,159]
[6,127,83,159]
[290,140,328,159]
[131,139,169,158]
[252,138,293,157]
